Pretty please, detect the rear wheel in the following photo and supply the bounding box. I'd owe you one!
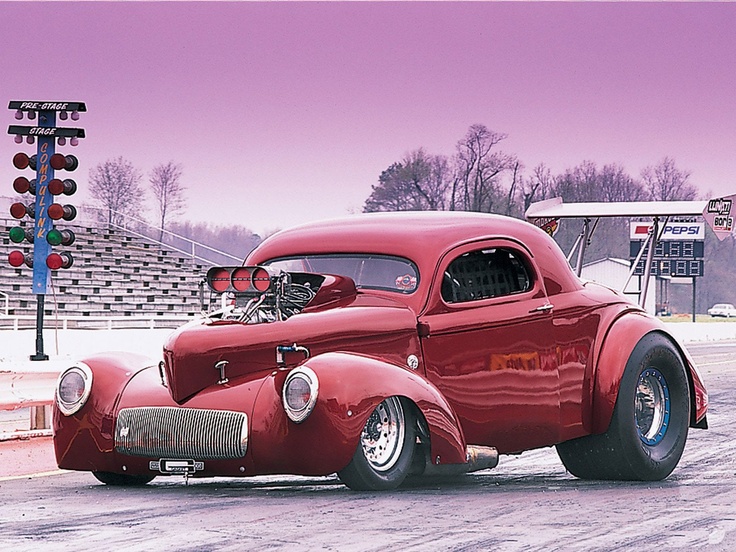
[93,471,156,486]
[338,397,416,491]
[557,333,690,480]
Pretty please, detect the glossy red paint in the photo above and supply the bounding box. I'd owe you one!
[250,353,466,475]
[53,352,157,472]
[591,313,708,434]
[419,239,559,453]
[247,212,583,313]
[52,211,708,485]
[162,294,421,403]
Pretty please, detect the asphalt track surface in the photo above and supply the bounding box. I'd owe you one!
[1,343,734,551]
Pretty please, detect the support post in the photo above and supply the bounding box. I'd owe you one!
[31,294,48,361]
[639,217,658,310]
[692,276,697,323]
[574,218,591,277]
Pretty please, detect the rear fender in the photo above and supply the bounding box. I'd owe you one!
[592,314,707,434]
[251,352,467,475]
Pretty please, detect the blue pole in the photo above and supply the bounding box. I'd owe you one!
[29,109,55,361]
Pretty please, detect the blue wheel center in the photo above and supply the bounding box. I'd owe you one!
[636,367,671,446]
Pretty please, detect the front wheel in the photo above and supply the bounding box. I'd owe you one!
[93,471,156,486]
[557,333,690,481]
[338,396,416,491]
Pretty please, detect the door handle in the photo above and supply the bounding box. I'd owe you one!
[530,303,554,314]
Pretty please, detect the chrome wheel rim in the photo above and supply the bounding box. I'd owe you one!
[360,397,405,472]
[636,368,671,446]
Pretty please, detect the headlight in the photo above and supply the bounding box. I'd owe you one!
[282,366,319,423]
[56,363,93,416]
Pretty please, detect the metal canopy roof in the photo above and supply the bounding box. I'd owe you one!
[525,197,708,220]
[524,197,711,310]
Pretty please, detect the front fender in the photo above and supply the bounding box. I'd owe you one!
[53,352,157,471]
[251,352,467,475]
[592,313,708,434]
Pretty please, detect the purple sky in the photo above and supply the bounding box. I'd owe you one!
[2,2,735,236]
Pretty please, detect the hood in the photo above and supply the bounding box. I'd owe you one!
[162,293,420,403]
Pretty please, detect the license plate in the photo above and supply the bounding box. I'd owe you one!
[149,458,204,474]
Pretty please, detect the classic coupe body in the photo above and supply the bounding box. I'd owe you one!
[53,212,708,490]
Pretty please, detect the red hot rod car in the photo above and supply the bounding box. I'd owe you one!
[53,212,708,490]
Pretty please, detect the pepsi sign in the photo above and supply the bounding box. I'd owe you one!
[629,222,705,241]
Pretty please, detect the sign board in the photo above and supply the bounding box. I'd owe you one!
[630,257,704,278]
[629,221,705,241]
[629,221,705,279]
[629,240,704,259]
[702,195,735,241]
[536,217,559,236]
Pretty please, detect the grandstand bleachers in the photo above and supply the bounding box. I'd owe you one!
[0,216,213,324]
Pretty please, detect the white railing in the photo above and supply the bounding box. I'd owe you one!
[0,314,196,331]
[81,206,243,265]
[0,197,245,266]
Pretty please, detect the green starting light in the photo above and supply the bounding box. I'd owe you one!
[46,228,75,247]
[8,226,33,243]
[47,228,63,246]
[9,226,31,244]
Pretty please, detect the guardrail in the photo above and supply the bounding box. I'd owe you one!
[0,319,194,440]
[0,371,56,410]
[0,371,57,441]
[0,314,194,331]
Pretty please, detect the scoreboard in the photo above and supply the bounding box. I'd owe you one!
[629,222,704,278]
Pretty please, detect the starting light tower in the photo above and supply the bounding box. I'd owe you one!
[7,100,86,360]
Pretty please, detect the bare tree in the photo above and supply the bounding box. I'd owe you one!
[89,157,144,227]
[641,157,697,201]
[364,149,450,213]
[598,163,647,202]
[543,161,646,259]
[521,163,555,212]
[149,161,186,241]
[504,158,523,216]
[553,160,600,203]
[450,124,516,212]
[403,149,451,211]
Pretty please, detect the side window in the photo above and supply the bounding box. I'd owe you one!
[442,248,532,304]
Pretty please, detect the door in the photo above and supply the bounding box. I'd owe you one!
[419,240,560,454]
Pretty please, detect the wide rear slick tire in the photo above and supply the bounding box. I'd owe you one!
[338,396,416,491]
[93,471,156,486]
[557,333,690,481]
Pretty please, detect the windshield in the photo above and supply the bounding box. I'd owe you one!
[265,254,419,294]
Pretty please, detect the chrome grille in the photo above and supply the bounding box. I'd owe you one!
[115,407,248,459]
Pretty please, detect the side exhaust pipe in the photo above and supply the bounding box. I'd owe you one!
[420,445,499,477]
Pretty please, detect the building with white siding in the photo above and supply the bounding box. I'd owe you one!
[581,257,656,315]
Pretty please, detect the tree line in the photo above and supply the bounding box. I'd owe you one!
[363,123,735,313]
[87,125,734,313]
[364,123,697,217]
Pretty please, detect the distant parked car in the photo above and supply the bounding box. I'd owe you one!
[708,303,736,318]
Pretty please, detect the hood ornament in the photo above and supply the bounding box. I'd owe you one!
[215,360,229,385]
[158,361,168,387]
